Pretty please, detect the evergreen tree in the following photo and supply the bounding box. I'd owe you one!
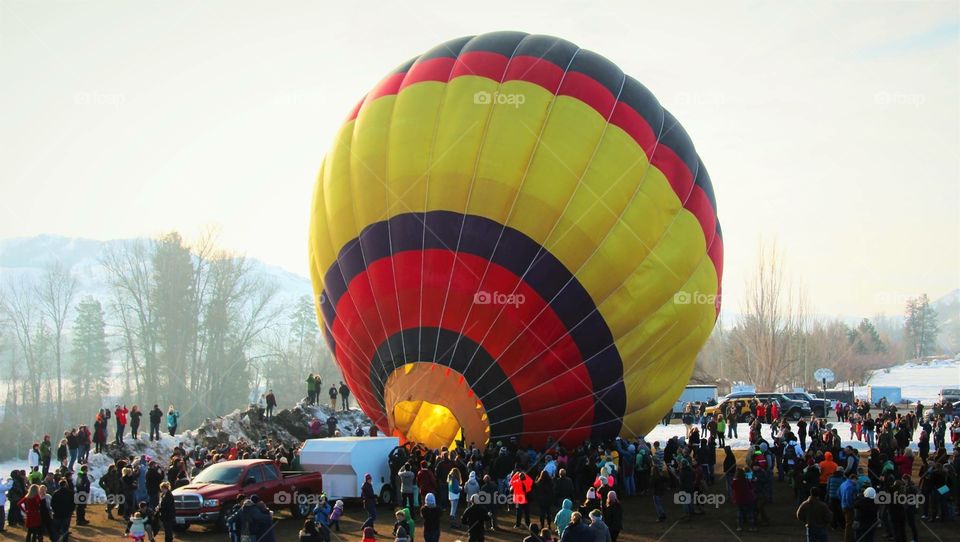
[904,294,939,358]
[848,318,886,354]
[71,297,110,401]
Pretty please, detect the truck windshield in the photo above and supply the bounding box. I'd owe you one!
[192,465,244,485]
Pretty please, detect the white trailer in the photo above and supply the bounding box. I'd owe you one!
[299,436,400,501]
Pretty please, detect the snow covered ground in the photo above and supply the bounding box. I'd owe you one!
[642,420,954,453]
[855,358,959,403]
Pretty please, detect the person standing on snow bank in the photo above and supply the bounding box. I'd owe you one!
[265,390,277,420]
[339,382,351,411]
[306,373,318,405]
[149,405,163,441]
[115,404,129,445]
[166,406,180,437]
[328,384,338,411]
[129,406,143,440]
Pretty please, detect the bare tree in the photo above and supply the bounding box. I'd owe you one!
[730,242,806,390]
[102,240,159,402]
[35,261,77,425]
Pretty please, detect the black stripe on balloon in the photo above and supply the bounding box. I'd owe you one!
[319,211,626,438]
[368,327,524,442]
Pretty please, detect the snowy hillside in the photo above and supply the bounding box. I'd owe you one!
[0,401,374,496]
[856,357,960,403]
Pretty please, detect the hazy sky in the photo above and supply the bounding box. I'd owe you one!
[2,0,958,319]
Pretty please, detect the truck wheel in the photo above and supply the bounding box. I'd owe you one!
[789,409,801,421]
[292,493,313,518]
[173,524,190,532]
[379,485,393,506]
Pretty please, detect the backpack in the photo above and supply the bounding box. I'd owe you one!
[753,453,768,470]
[637,451,651,471]
[784,444,798,462]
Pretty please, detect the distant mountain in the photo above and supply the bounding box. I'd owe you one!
[0,234,314,324]
[932,288,960,353]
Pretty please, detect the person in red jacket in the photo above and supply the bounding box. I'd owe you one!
[756,403,767,425]
[115,404,129,445]
[18,484,44,542]
[894,448,914,478]
[770,401,780,422]
[510,470,533,528]
[416,461,438,508]
[731,468,756,532]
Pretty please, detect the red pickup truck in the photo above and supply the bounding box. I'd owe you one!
[172,459,323,530]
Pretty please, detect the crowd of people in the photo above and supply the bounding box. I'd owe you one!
[2,382,958,542]
[353,398,958,542]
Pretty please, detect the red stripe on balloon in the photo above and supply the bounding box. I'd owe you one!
[329,250,596,435]
[401,56,457,90]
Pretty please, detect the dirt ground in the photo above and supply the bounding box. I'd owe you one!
[1,450,955,542]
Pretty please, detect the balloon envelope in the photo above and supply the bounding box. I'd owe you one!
[309,32,723,448]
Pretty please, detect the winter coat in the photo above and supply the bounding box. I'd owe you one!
[797,496,833,528]
[533,475,554,507]
[555,499,574,535]
[510,472,533,505]
[818,452,838,485]
[587,517,612,542]
[559,522,593,542]
[464,472,481,502]
[398,469,416,494]
[731,477,755,505]
[603,502,623,532]
[51,486,75,518]
[18,494,43,529]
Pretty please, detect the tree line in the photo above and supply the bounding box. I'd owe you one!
[694,243,943,391]
[0,232,339,459]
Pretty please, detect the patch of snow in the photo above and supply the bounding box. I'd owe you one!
[854,359,960,403]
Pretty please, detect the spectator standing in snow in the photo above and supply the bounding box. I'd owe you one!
[306,373,318,405]
[129,405,143,440]
[166,406,180,437]
[339,382,351,411]
[328,385,338,411]
[265,390,277,420]
[149,404,163,441]
[115,404,129,445]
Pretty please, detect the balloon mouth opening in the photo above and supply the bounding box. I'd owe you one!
[383,363,491,449]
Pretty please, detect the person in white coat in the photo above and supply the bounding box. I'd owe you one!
[0,475,13,532]
[27,443,41,470]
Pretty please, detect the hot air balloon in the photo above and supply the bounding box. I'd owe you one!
[309,31,723,449]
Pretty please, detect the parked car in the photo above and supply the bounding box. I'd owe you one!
[705,392,811,421]
[782,391,830,417]
[939,388,960,403]
[172,459,323,531]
